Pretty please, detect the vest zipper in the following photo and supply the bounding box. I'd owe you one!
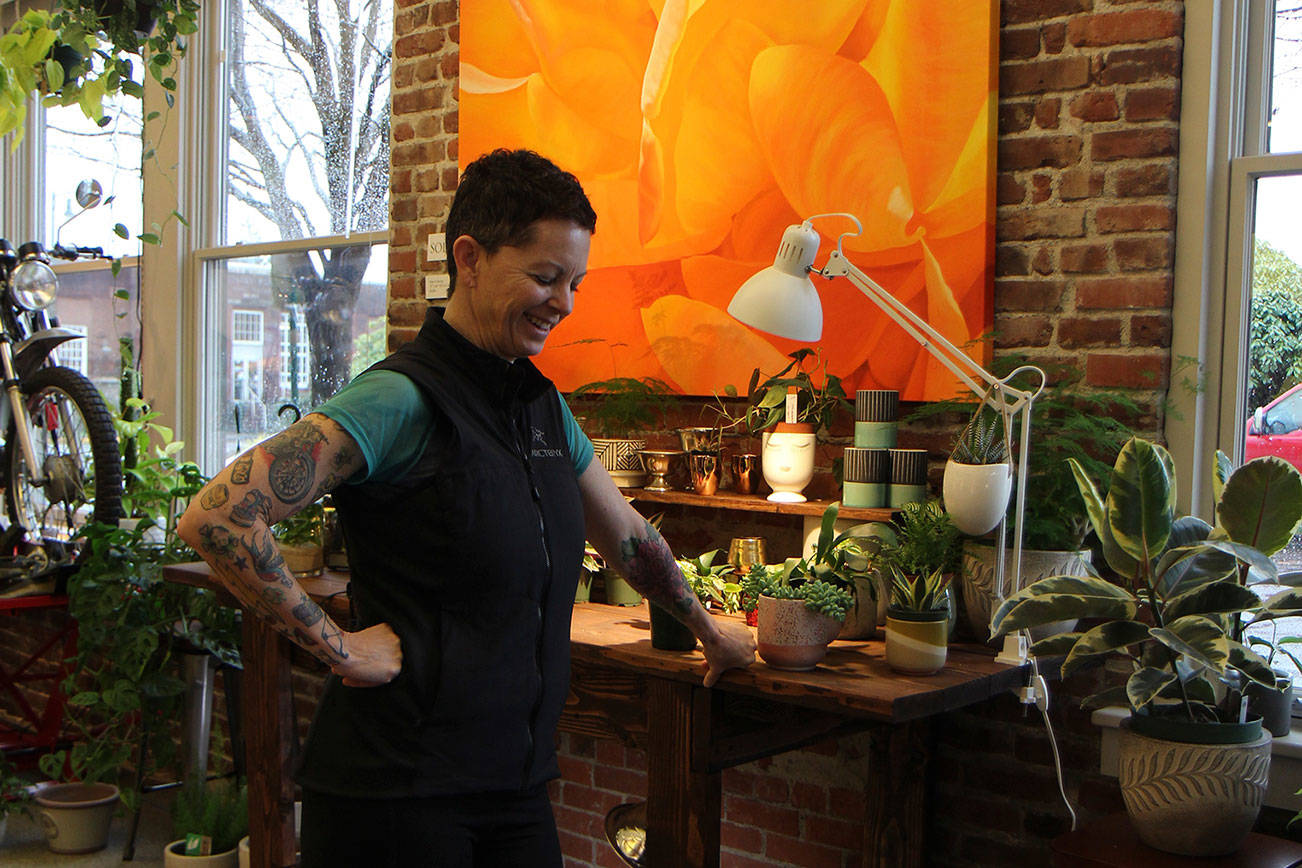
[510,404,551,787]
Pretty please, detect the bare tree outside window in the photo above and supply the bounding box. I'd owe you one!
[226,0,392,405]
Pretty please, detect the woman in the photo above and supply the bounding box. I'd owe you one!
[177,148,756,866]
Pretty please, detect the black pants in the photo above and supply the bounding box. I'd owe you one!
[299,785,563,867]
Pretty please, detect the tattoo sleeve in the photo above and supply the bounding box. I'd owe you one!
[617,520,696,615]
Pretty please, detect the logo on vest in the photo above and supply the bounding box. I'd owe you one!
[531,426,563,459]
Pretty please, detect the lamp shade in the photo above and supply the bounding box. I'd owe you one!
[727,222,824,342]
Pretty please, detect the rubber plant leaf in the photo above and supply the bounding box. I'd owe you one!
[1227,641,1277,689]
[1105,438,1174,571]
[1258,586,1302,615]
[1126,666,1178,712]
[1213,449,1233,505]
[1081,684,1131,712]
[1162,580,1261,622]
[1218,455,1302,556]
[1199,538,1279,586]
[991,575,1137,635]
[1150,615,1229,673]
[1028,632,1082,657]
[1061,620,1151,677]
[1070,456,1137,580]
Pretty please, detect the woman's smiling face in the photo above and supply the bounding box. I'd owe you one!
[446,217,591,360]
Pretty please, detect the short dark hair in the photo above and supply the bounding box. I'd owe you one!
[445,149,597,292]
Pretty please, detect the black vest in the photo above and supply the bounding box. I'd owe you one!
[296,307,586,798]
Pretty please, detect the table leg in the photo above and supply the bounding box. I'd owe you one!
[862,720,930,868]
[243,615,298,867]
[646,679,720,868]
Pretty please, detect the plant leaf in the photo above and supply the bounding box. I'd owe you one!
[1106,438,1174,568]
[1151,615,1228,672]
[1029,632,1082,657]
[1218,456,1302,555]
[1081,684,1132,711]
[1061,620,1150,676]
[1127,667,1178,711]
[991,575,1137,634]
[1163,580,1261,622]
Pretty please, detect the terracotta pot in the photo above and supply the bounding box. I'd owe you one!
[884,609,948,675]
[1118,716,1270,857]
[756,595,842,671]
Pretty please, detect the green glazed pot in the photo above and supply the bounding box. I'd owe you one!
[649,601,696,651]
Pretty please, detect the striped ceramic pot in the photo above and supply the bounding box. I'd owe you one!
[884,608,948,675]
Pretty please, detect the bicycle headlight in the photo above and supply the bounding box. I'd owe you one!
[12,258,58,310]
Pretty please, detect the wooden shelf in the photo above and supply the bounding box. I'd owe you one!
[618,487,895,522]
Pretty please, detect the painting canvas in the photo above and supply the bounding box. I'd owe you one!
[459,0,997,401]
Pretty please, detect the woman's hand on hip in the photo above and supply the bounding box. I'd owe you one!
[332,622,403,687]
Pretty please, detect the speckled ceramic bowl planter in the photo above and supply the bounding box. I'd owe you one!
[755,595,843,671]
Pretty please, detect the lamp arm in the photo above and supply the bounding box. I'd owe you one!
[819,249,1040,413]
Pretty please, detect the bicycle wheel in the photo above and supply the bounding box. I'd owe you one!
[5,366,123,547]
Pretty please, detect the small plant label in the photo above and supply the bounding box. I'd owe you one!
[184,833,213,856]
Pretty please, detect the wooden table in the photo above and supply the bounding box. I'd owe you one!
[163,563,1028,867]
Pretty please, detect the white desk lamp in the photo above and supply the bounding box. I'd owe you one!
[728,213,1045,662]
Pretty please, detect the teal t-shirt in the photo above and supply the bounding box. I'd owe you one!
[315,369,593,484]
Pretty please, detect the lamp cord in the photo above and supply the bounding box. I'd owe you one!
[1027,655,1078,831]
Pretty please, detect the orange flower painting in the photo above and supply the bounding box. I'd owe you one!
[460,0,997,401]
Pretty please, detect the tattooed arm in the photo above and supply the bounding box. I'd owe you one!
[177,413,402,687]
[578,460,755,687]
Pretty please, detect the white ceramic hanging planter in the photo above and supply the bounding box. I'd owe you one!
[942,459,1012,536]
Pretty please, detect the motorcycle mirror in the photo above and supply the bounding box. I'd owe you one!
[74,179,103,210]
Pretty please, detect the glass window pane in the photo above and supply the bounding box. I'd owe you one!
[224,0,392,244]
[43,96,142,259]
[202,243,389,468]
[1270,2,1302,154]
[49,263,142,413]
[1243,173,1302,682]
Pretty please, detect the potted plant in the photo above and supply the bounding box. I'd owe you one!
[0,752,33,847]
[874,500,961,627]
[793,501,886,639]
[0,0,198,144]
[738,349,850,502]
[915,359,1136,643]
[942,399,1012,536]
[883,566,953,675]
[742,548,854,672]
[1244,626,1300,737]
[38,405,239,851]
[650,549,742,651]
[164,777,248,866]
[272,499,325,578]
[992,437,1302,857]
[570,376,675,486]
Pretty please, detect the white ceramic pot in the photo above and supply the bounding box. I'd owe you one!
[35,781,118,854]
[942,459,1012,536]
[1118,720,1270,857]
[238,836,250,868]
[761,427,816,503]
[164,839,241,867]
[756,595,842,671]
[280,541,324,578]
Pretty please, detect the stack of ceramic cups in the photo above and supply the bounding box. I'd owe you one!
[843,390,927,509]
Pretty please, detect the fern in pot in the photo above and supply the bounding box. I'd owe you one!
[992,437,1302,857]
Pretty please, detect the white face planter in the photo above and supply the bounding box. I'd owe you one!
[762,424,816,502]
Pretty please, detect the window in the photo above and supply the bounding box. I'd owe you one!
[194,0,393,470]
[57,325,89,376]
[1175,2,1302,684]
[231,309,264,345]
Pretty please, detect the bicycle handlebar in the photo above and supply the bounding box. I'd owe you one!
[50,244,107,261]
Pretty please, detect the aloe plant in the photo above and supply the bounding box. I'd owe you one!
[951,404,1009,465]
[992,436,1302,723]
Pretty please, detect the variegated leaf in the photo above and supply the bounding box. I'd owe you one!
[991,575,1137,635]
[1163,581,1260,622]
[1219,455,1302,555]
[1150,615,1228,672]
[1107,439,1174,570]
[1127,667,1178,711]
[1061,621,1150,677]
